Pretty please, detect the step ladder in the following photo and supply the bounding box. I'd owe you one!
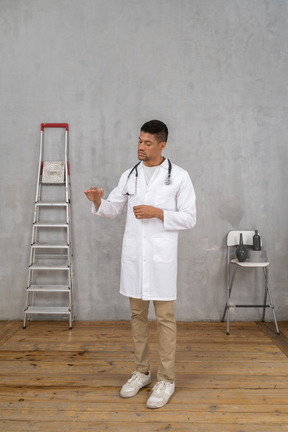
[23,123,74,329]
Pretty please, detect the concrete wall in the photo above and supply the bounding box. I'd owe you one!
[1,0,288,321]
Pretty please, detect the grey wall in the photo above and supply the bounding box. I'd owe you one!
[1,0,288,321]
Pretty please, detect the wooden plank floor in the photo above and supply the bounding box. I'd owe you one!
[0,320,288,431]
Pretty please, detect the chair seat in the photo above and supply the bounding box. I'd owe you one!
[231,258,269,268]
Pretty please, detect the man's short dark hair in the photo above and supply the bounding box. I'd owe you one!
[141,120,168,143]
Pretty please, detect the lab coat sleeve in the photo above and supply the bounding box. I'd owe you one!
[163,171,196,231]
[91,171,128,219]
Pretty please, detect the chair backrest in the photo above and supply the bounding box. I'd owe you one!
[227,230,261,247]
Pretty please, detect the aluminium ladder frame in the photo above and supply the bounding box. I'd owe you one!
[23,123,74,329]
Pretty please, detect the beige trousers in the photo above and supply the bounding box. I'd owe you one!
[129,297,177,383]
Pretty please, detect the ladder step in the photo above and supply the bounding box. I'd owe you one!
[35,202,68,206]
[33,222,68,228]
[29,264,70,270]
[24,306,71,315]
[27,285,70,292]
[31,243,69,249]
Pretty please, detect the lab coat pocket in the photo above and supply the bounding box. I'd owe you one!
[152,234,177,263]
[155,186,177,211]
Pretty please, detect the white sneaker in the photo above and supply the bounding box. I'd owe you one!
[147,381,175,408]
[120,371,151,398]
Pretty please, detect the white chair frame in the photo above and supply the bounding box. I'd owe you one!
[222,230,280,335]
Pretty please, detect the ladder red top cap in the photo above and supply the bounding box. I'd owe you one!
[41,123,69,131]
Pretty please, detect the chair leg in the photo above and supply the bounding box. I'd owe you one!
[262,268,268,322]
[227,305,230,335]
[222,267,237,334]
[271,307,280,335]
[221,271,230,323]
[263,268,280,335]
[222,303,230,335]
[222,303,228,322]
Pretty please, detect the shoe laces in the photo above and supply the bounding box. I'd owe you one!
[128,371,143,383]
[152,381,166,393]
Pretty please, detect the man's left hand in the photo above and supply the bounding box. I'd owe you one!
[133,205,164,221]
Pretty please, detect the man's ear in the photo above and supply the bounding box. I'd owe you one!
[160,141,167,151]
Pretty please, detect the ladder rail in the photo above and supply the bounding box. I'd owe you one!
[65,128,69,204]
[35,130,44,204]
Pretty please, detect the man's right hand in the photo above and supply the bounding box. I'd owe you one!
[84,187,104,209]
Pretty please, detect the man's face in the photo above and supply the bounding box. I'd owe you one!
[137,131,166,166]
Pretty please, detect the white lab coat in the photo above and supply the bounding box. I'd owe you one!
[92,159,196,301]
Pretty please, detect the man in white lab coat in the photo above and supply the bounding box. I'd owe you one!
[84,120,196,408]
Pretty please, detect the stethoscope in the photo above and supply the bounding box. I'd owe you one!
[122,159,172,196]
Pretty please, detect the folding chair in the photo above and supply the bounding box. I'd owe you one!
[222,230,279,335]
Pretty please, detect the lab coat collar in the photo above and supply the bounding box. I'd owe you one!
[139,157,169,170]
